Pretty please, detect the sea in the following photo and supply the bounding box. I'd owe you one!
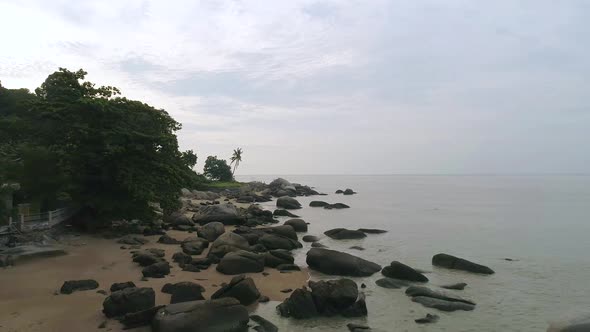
[236,175,590,332]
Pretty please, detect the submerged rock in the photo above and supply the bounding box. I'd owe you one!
[405,286,475,305]
[415,313,439,324]
[381,261,428,282]
[152,298,249,332]
[441,282,467,290]
[324,228,366,240]
[60,279,99,294]
[343,189,356,195]
[357,228,387,234]
[306,248,381,277]
[411,296,475,312]
[273,209,300,217]
[347,323,372,331]
[302,235,319,242]
[432,253,494,274]
[324,203,350,209]
[309,201,330,207]
[375,278,410,289]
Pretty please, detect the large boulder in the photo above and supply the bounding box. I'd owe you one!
[264,249,294,268]
[142,262,171,278]
[309,201,329,207]
[411,296,475,312]
[181,238,209,255]
[216,250,265,275]
[267,225,298,240]
[276,288,318,319]
[103,287,155,318]
[284,219,308,232]
[269,178,292,190]
[375,278,410,289]
[152,298,249,332]
[192,204,245,225]
[211,275,260,305]
[381,261,428,282]
[259,234,302,250]
[276,196,302,210]
[118,235,149,246]
[308,279,358,314]
[166,282,206,304]
[324,228,366,240]
[405,286,475,305]
[306,248,381,277]
[111,281,137,292]
[197,222,225,241]
[273,209,299,217]
[432,253,494,274]
[158,234,181,245]
[207,232,250,259]
[60,279,99,294]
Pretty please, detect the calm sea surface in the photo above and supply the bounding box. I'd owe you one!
[236,175,590,332]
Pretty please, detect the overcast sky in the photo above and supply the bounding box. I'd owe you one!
[1,0,589,175]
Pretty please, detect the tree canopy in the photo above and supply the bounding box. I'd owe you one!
[203,156,234,182]
[0,69,204,224]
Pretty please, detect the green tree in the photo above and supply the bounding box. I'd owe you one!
[230,147,243,176]
[0,68,203,225]
[203,156,233,181]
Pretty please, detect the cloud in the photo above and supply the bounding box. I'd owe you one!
[1,0,589,174]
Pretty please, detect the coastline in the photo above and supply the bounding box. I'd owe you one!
[0,196,310,332]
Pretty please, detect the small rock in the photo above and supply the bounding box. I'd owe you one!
[350,246,365,251]
[415,313,439,324]
[441,282,467,290]
[258,295,270,303]
[280,288,293,293]
[60,279,99,294]
[347,323,371,331]
[97,290,108,295]
[110,281,136,292]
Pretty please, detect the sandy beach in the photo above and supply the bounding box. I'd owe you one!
[0,224,309,332]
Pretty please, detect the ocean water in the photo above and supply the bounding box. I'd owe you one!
[236,175,590,332]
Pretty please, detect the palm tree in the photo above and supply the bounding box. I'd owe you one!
[230,148,243,176]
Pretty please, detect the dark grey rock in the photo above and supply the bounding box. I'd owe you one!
[158,234,181,244]
[302,235,319,242]
[102,287,155,318]
[259,234,302,250]
[415,313,439,324]
[250,314,278,332]
[117,235,149,246]
[347,323,372,331]
[120,305,164,329]
[110,281,136,292]
[284,219,308,232]
[311,242,327,248]
[381,261,428,282]
[142,262,170,278]
[268,225,298,240]
[172,252,193,265]
[192,203,245,225]
[181,239,209,255]
[60,279,99,294]
[309,279,358,314]
[197,222,225,241]
[441,282,467,290]
[375,278,410,289]
[405,286,475,305]
[343,189,356,195]
[217,250,265,275]
[324,228,366,240]
[273,209,299,217]
[211,275,260,305]
[432,253,494,274]
[276,288,318,319]
[276,264,300,271]
[357,228,387,234]
[168,282,206,304]
[264,249,294,268]
[306,248,381,277]
[411,296,475,312]
[207,232,251,259]
[309,201,329,207]
[324,203,350,209]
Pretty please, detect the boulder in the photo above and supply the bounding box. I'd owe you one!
[343,189,356,195]
[411,296,475,312]
[216,250,265,275]
[197,222,225,241]
[276,196,302,209]
[441,282,467,290]
[273,209,299,217]
[152,298,249,332]
[309,201,329,207]
[357,228,387,234]
[158,234,181,245]
[267,225,298,240]
[259,234,302,250]
[133,251,165,267]
[110,282,136,292]
[302,235,319,243]
[142,262,171,278]
[264,249,294,268]
[207,232,251,259]
[375,278,410,289]
[120,305,164,329]
[308,279,358,314]
[172,252,193,265]
[432,253,494,274]
[166,212,194,226]
[335,190,344,194]
[250,315,278,332]
[211,275,260,305]
[415,313,439,324]
[117,235,149,246]
[103,287,155,318]
[276,288,318,319]
[277,264,301,271]
[192,204,245,225]
[60,279,99,294]
[284,219,308,232]
[167,282,206,304]
[269,178,292,189]
[405,286,475,305]
[381,261,428,282]
[306,248,381,277]
[181,239,209,255]
[324,203,350,209]
[311,242,327,248]
[324,228,366,240]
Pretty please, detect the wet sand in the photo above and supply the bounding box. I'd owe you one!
[0,228,309,332]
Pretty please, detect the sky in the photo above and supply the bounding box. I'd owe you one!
[1,0,589,175]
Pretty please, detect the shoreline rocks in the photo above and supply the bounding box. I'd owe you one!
[306,248,381,276]
[432,253,494,274]
[276,196,302,210]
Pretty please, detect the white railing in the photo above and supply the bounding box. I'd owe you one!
[9,207,76,232]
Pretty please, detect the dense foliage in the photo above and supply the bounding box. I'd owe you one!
[0,69,205,224]
[203,156,234,181]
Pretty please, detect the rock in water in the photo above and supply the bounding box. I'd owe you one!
[167,282,206,304]
[381,261,428,282]
[302,235,319,242]
[216,250,265,275]
[103,287,155,318]
[405,286,475,305]
[324,228,366,240]
[411,296,475,312]
[343,189,356,195]
[306,248,381,277]
[276,288,318,319]
[441,282,467,290]
[276,196,302,209]
[357,228,387,234]
[347,323,372,331]
[60,279,99,294]
[273,209,299,217]
[415,313,439,324]
[197,222,225,241]
[268,225,298,240]
[152,298,249,332]
[309,201,330,207]
[211,275,260,305]
[324,203,350,209]
[110,281,136,292]
[375,278,410,289]
[432,253,494,274]
[250,315,278,332]
[308,279,358,313]
[284,219,308,232]
[192,203,245,225]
